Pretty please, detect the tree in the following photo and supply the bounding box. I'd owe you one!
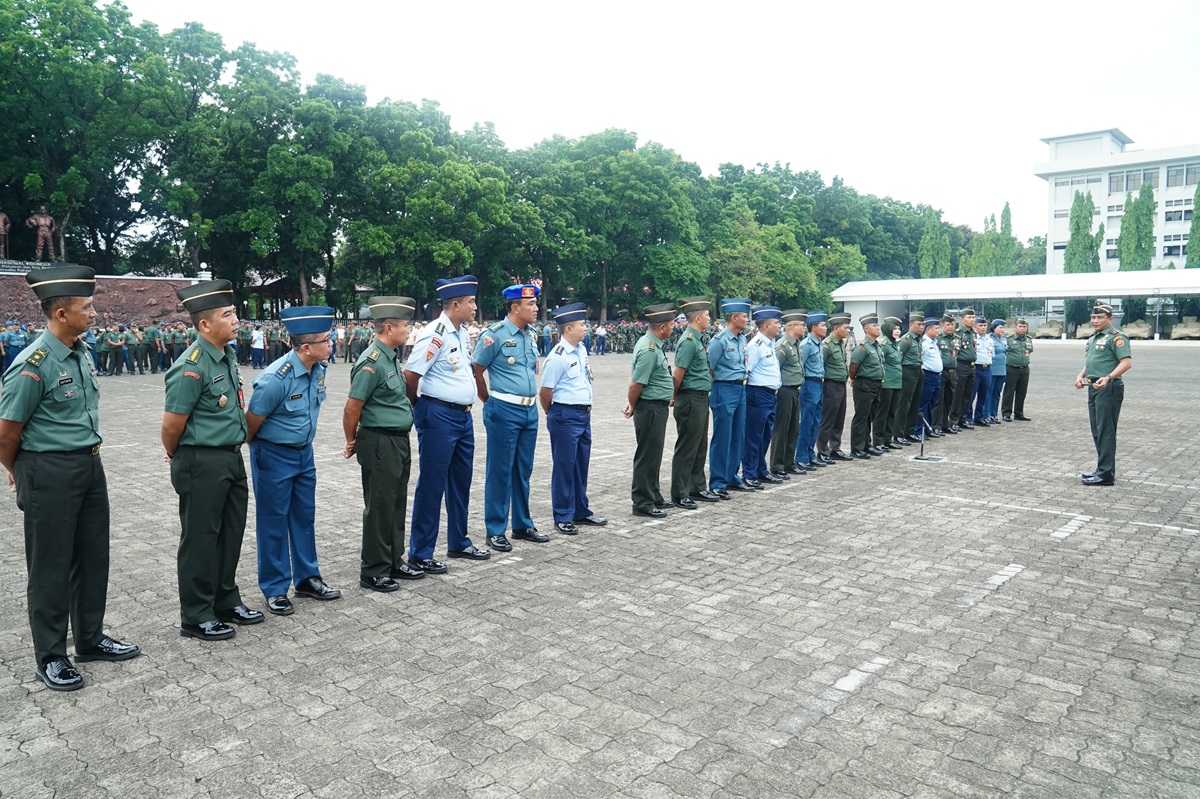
[917,212,951,279]
[1117,183,1154,271]
[1188,183,1200,269]
[1062,191,1104,330]
[995,202,1018,276]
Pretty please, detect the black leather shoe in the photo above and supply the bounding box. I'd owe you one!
[35,658,84,691]
[512,528,550,543]
[267,595,294,615]
[831,451,853,461]
[1082,475,1115,486]
[773,470,791,480]
[409,558,448,574]
[633,506,667,517]
[448,545,492,559]
[976,419,991,427]
[673,497,699,510]
[868,447,886,456]
[962,421,975,429]
[653,500,673,510]
[896,436,914,446]
[947,426,960,434]
[928,430,944,438]
[732,482,757,492]
[295,576,342,601]
[786,465,806,475]
[555,522,578,535]
[807,459,827,468]
[853,450,871,459]
[690,491,721,502]
[180,620,236,640]
[761,473,784,484]
[884,442,902,451]
[1080,470,1099,479]
[487,534,513,552]
[1014,414,1031,421]
[75,635,140,662]
[360,575,400,592]
[217,604,264,625]
[574,515,608,526]
[390,563,426,580]
[746,478,765,490]
[714,489,732,499]
[1003,414,1013,422]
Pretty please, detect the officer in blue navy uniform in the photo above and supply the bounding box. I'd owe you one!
[245,306,342,617]
[404,275,490,573]
[473,283,548,551]
[539,302,607,535]
[742,306,783,488]
[796,311,827,469]
[707,298,751,497]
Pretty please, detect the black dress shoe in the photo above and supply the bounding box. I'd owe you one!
[217,604,264,625]
[75,635,140,662]
[673,497,699,510]
[574,515,608,526]
[760,473,783,484]
[807,459,827,468]
[732,483,757,492]
[893,438,911,447]
[409,558,448,574]
[853,450,871,459]
[831,451,853,461]
[714,488,732,499]
[448,544,492,559]
[1080,470,1099,479]
[267,595,294,615]
[946,426,960,434]
[390,563,426,580]
[884,442,903,451]
[295,576,342,600]
[1082,475,1115,486]
[771,470,791,480]
[868,446,886,456]
[35,658,84,691]
[359,575,400,592]
[976,419,991,427]
[513,528,550,543]
[786,465,807,475]
[746,478,766,490]
[690,490,721,502]
[1014,414,1031,421]
[555,522,578,535]
[487,534,513,552]
[929,430,944,438]
[653,500,673,510]
[633,506,667,517]
[1003,414,1013,422]
[962,421,975,429]
[180,620,236,640]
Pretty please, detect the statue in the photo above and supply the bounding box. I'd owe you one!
[26,205,57,262]
[0,207,9,259]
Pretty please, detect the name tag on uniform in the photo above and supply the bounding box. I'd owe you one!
[386,370,396,379]
[58,377,73,386]
[503,339,516,347]
[212,374,225,384]
[289,392,303,400]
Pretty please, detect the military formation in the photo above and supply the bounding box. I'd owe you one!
[0,266,1132,693]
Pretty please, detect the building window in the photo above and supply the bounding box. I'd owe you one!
[1105,238,1117,245]
[1053,210,1069,218]
[1087,175,1102,184]
[1106,204,1124,213]
[1106,249,1119,259]
[1055,178,1071,188]
[1166,210,1183,222]
[1187,163,1200,185]
[1109,173,1124,193]
[1186,210,1194,222]
[1127,168,1159,190]
[1164,245,1182,256]
[1052,242,1067,251]
[1168,166,1185,187]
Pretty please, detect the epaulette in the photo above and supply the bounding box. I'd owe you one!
[25,348,48,367]
[553,345,564,355]
[367,348,380,361]
[186,347,201,364]
[275,361,293,379]
[435,322,446,334]
[488,321,504,332]
[648,342,656,350]
[686,331,694,340]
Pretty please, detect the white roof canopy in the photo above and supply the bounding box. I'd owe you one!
[831,270,1200,302]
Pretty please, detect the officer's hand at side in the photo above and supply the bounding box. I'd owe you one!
[621,403,633,419]
[1074,376,1085,390]
[342,440,356,458]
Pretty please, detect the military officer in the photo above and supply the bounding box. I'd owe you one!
[4,320,30,370]
[162,280,263,641]
[344,297,424,593]
[849,313,886,459]
[1003,318,1034,421]
[741,306,783,487]
[769,309,806,478]
[969,316,994,426]
[404,275,490,573]
[917,318,944,439]
[1076,302,1132,486]
[623,302,676,517]
[145,319,162,374]
[895,313,925,444]
[670,296,717,508]
[707,298,751,497]
[796,311,826,469]
[936,314,959,434]
[104,324,125,376]
[874,316,906,450]
[237,321,253,366]
[539,302,607,534]
[473,283,547,551]
[0,266,140,692]
[817,314,852,462]
[951,307,978,429]
[245,306,342,616]
[267,321,283,362]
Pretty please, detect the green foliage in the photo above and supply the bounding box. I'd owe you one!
[1122,296,1147,322]
[1117,183,1154,271]
[917,212,951,279]
[1189,183,1200,268]
[1063,191,1103,275]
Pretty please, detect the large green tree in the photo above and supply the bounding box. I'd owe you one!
[917,211,951,279]
[1062,191,1104,329]
[1117,182,1155,271]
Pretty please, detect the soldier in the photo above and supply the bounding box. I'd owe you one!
[895,313,925,444]
[104,324,124,376]
[145,320,161,374]
[251,323,265,369]
[623,302,676,517]
[0,266,140,692]
[344,297,424,593]
[670,296,717,508]
[817,314,852,462]
[162,280,263,641]
[917,318,944,439]
[742,306,783,487]
[969,317,994,426]
[936,314,959,434]
[5,320,30,371]
[0,205,9,259]
[796,311,827,469]
[874,317,906,450]
[131,324,149,375]
[539,302,607,534]
[172,322,189,362]
[473,283,547,552]
[1075,303,1132,487]
[985,320,1007,424]
[1003,319,1033,422]
[849,313,885,459]
[246,306,342,616]
[237,321,253,366]
[707,298,751,497]
[95,323,111,375]
[951,307,978,430]
[403,275,491,573]
[769,310,807,477]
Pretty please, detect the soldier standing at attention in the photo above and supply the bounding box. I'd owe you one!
[162,280,263,641]
[145,320,161,374]
[105,324,124,376]
[1076,302,1132,487]
[404,275,491,573]
[0,266,140,692]
[874,317,906,450]
[742,306,783,488]
[917,318,944,439]
[769,310,807,478]
[6,321,30,370]
[670,296,717,508]
[848,313,885,459]
[895,313,925,444]
[473,284,548,552]
[343,297,425,593]
[969,316,994,427]
[539,303,607,534]
[817,314,852,462]
[245,306,342,617]
[796,311,827,469]
[267,321,282,362]
[707,298,751,497]
[237,322,252,366]
[951,307,978,430]
[1003,319,1033,422]
[936,314,959,434]
[624,303,676,517]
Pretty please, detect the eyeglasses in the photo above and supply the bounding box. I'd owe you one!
[307,337,332,346]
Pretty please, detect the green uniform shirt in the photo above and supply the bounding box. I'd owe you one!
[937,331,957,370]
[673,328,713,392]
[1006,333,1033,368]
[268,327,281,342]
[124,329,139,346]
[850,337,885,380]
[146,325,160,349]
[0,332,101,451]
[1084,325,1131,380]
[631,331,673,401]
[186,328,197,344]
[775,334,805,386]
[898,331,923,367]
[821,336,849,381]
[172,329,187,345]
[164,337,247,447]
[348,342,413,430]
[104,330,123,348]
[953,326,976,363]
[880,338,903,388]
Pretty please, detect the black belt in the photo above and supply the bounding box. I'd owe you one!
[903,364,922,370]
[957,360,975,366]
[747,384,777,394]
[804,375,824,382]
[781,385,800,390]
[677,388,709,397]
[923,369,942,375]
[1009,364,1029,369]
[362,425,411,436]
[183,444,243,453]
[551,403,592,412]
[1085,377,1120,385]
[422,396,473,412]
[855,376,881,382]
[257,438,307,450]
[638,399,669,406]
[714,379,745,385]
[41,444,101,456]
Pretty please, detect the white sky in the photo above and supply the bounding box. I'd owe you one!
[119,0,1200,242]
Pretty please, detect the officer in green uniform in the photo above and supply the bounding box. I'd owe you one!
[344,298,425,592]
[1003,318,1033,421]
[1075,302,1132,487]
[128,324,146,374]
[817,314,852,462]
[769,309,807,477]
[267,322,282,362]
[936,314,959,434]
[162,280,263,640]
[951,307,978,429]
[172,323,188,362]
[624,303,676,517]
[874,317,905,450]
[237,321,253,366]
[848,313,885,459]
[145,320,161,374]
[895,313,925,443]
[670,296,717,507]
[95,323,111,375]
[105,324,125,375]
[0,266,140,692]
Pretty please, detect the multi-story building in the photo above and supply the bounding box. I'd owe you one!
[1034,129,1198,273]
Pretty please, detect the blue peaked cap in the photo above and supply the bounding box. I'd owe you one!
[720,298,751,316]
[280,305,334,335]
[551,302,587,324]
[435,275,478,301]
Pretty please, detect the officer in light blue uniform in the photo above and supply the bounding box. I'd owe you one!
[473,283,546,552]
[796,311,827,469]
[245,306,341,616]
[707,298,751,496]
[5,321,30,370]
[742,306,783,487]
[403,275,490,573]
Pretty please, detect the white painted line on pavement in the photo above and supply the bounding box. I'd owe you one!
[958,563,1024,607]
[767,656,891,744]
[642,519,666,527]
[441,555,523,581]
[1051,515,1093,539]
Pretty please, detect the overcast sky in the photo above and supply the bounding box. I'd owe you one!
[118,0,1200,241]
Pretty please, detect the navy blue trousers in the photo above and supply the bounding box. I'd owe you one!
[742,385,777,481]
[547,404,593,523]
[409,400,475,560]
[250,440,319,597]
[708,382,745,490]
[483,398,538,536]
[796,380,823,465]
[917,371,942,438]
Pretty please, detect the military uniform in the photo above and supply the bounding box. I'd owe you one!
[873,317,904,448]
[796,312,827,467]
[4,322,30,370]
[707,299,750,493]
[849,314,885,456]
[1082,306,1131,484]
[1003,322,1034,421]
[768,310,806,476]
[895,314,925,442]
[671,297,714,504]
[951,310,978,428]
[918,327,944,438]
[630,304,676,514]
[936,316,958,432]
[105,327,125,375]
[742,306,782,484]
[817,315,851,460]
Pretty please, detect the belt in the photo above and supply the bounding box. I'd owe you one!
[903,364,922,370]
[804,375,824,381]
[1085,377,1121,385]
[422,396,473,412]
[923,369,942,375]
[855,376,881,382]
[677,388,709,397]
[781,385,800,391]
[958,360,975,366]
[747,384,778,394]
[256,439,307,450]
[714,379,746,385]
[183,444,243,453]
[638,398,669,406]
[1009,364,1029,369]
[362,425,411,437]
[975,364,991,369]
[491,391,537,406]
[551,403,592,412]
[46,444,102,456]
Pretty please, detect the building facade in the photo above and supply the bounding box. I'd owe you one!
[1034,129,1198,274]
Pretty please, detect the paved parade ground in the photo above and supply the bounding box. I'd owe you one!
[2,339,1199,799]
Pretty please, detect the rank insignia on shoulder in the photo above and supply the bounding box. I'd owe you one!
[276,362,293,378]
[649,342,656,350]
[25,348,47,366]
[554,345,564,355]
[686,331,694,340]
[434,322,446,335]
[186,348,201,363]
[366,348,380,361]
